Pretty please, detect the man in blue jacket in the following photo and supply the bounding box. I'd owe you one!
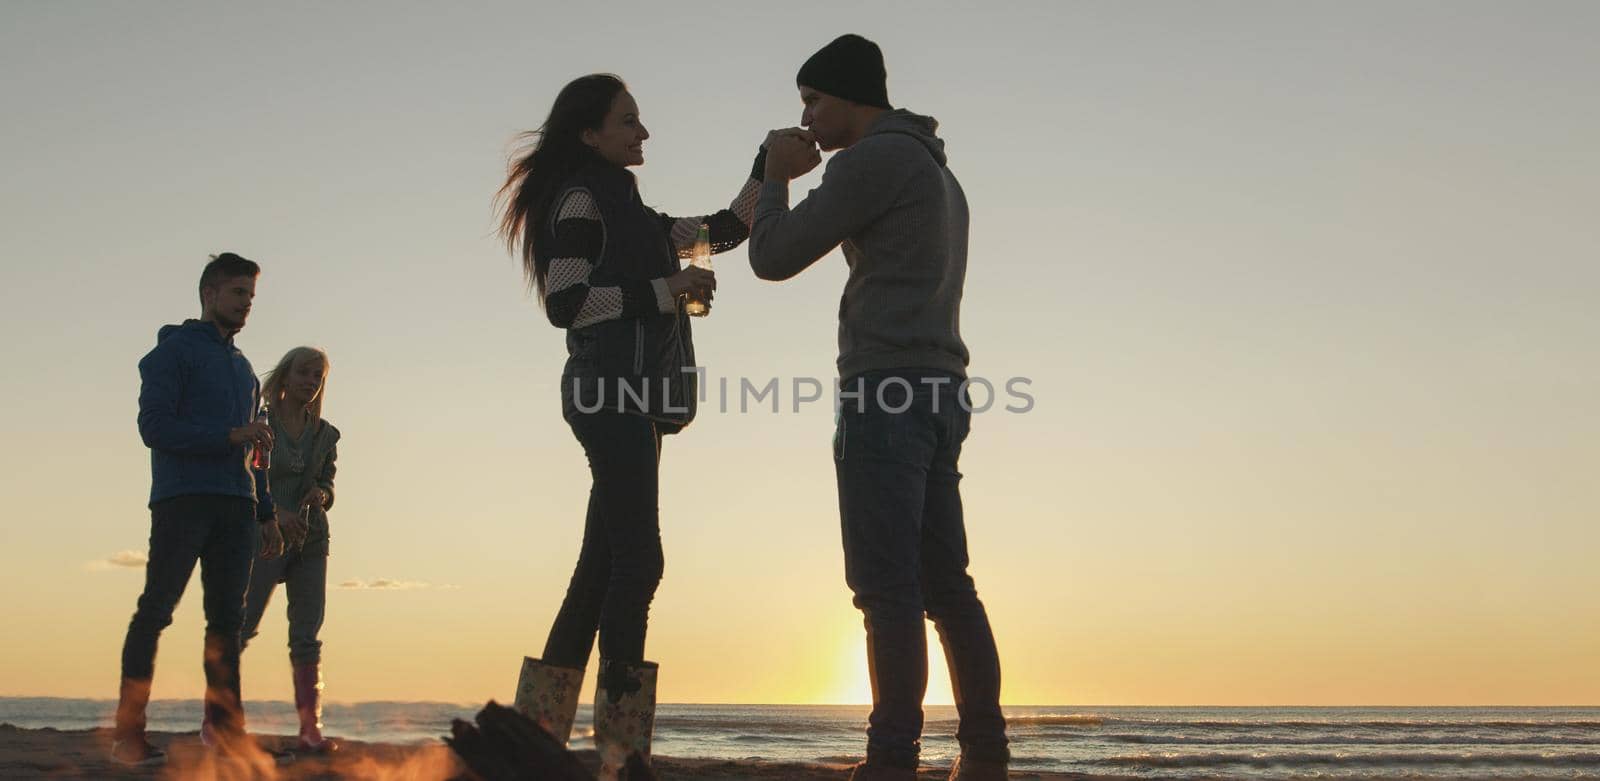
[112,252,284,765]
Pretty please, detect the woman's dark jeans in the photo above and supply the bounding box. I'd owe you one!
[835,369,1009,769]
[542,411,665,669]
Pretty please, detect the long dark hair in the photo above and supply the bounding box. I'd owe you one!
[497,74,627,298]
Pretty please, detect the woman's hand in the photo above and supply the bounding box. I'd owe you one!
[666,266,716,303]
[764,129,821,181]
[277,507,309,550]
[302,486,329,511]
[764,127,816,149]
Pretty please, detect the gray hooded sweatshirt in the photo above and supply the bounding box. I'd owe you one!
[749,109,970,380]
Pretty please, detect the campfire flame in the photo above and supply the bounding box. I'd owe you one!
[160,738,464,781]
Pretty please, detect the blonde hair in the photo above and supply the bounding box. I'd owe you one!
[263,346,330,420]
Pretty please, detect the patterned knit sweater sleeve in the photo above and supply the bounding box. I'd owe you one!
[543,188,679,329]
[313,422,339,511]
[653,148,768,258]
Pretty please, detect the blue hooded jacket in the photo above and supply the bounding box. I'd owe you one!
[137,319,273,517]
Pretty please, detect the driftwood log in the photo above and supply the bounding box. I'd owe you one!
[446,700,656,781]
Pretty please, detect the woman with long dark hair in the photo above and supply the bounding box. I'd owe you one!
[497,74,768,776]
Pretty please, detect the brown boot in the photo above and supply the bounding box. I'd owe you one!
[948,754,1008,780]
[109,735,167,767]
[113,676,152,742]
[848,760,920,781]
[201,632,245,742]
[110,677,165,766]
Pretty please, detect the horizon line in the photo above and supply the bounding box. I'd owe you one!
[4,696,1597,709]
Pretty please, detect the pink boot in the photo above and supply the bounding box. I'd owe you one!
[293,663,339,754]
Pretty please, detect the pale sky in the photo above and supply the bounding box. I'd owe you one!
[2,1,1597,706]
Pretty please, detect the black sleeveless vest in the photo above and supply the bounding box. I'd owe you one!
[547,162,698,432]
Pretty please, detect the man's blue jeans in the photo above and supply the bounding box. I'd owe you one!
[835,369,1008,768]
[118,494,257,738]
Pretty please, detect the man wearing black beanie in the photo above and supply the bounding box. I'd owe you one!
[795,33,891,113]
[750,34,1010,781]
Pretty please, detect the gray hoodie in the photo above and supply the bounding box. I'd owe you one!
[749,109,970,380]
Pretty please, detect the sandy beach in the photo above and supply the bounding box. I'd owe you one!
[0,725,1103,780]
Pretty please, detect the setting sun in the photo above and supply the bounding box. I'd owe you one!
[824,628,956,707]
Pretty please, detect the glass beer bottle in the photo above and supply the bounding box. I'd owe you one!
[249,409,270,471]
[685,222,712,317]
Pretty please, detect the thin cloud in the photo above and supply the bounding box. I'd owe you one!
[87,550,148,571]
[339,578,459,591]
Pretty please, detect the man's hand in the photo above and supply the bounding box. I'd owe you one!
[260,520,285,560]
[764,131,822,181]
[228,421,274,452]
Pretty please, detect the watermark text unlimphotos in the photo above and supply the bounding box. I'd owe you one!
[570,368,1035,415]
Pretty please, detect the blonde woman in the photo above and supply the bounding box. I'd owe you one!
[237,346,341,754]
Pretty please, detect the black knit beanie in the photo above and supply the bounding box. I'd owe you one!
[796,34,890,109]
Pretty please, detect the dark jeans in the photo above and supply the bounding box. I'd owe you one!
[241,541,328,666]
[542,412,665,669]
[835,370,1008,768]
[119,494,257,737]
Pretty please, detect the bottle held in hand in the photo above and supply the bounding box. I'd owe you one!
[685,222,712,317]
[249,410,270,471]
